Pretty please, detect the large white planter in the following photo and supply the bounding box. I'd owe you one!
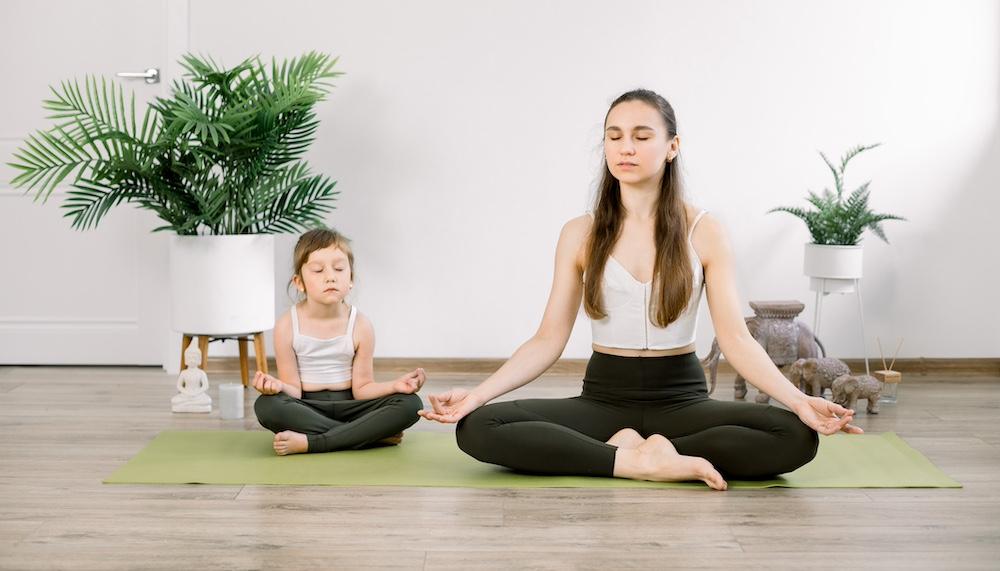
[804,243,864,294]
[169,235,276,335]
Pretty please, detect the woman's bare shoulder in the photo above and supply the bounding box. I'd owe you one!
[563,213,593,235]
[552,214,592,272]
[563,213,592,251]
[689,209,729,265]
[685,203,705,224]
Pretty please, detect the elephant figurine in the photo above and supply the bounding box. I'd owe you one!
[831,374,882,414]
[787,357,851,398]
[701,301,825,402]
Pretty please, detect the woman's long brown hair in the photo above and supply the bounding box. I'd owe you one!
[583,89,693,328]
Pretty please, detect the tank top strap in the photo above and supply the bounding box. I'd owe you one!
[290,305,301,338]
[689,209,709,239]
[346,305,358,339]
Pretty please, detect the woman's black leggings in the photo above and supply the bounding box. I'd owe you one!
[254,390,422,453]
[456,352,819,479]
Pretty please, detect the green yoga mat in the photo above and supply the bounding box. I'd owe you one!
[104,430,961,489]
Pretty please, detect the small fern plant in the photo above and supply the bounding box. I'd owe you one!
[8,52,342,235]
[769,144,905,245]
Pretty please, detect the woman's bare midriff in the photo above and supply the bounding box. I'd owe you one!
[592,342,696,357]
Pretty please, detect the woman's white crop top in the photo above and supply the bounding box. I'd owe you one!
[589,210,708,350]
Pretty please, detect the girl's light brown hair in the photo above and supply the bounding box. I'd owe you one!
[584,89,693,328]
[289,228,355,300]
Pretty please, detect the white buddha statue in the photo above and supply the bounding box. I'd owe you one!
[172,344,212,413]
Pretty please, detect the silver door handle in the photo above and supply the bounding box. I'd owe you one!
[116,68,160,84]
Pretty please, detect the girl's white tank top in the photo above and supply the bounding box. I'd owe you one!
[291,304,357,390]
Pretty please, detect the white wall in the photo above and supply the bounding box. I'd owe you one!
[200,0,998,361]
[5,0,999,365]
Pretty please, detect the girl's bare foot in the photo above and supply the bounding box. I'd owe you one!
[616,434,728,491]
[606,427,645,449]
[377,432,404,446]
[273,431,308,456]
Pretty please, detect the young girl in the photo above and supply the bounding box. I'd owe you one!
[253,228,425,455]
[420,89,862,489]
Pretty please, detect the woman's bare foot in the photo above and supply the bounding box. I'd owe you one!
[615,434,728,491]
[606,428,645,449]
[377,432,404,446]
[273,431,308,456]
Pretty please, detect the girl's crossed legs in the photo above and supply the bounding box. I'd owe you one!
[255,390,422,454]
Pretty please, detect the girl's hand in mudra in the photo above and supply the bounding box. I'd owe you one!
[392,368,426,394]
[252,371,283,395]
[418,388,483,424]
[793,396,864,435]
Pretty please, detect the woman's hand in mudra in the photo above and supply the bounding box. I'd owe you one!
[418,388,483,423]
[792,396,864,435]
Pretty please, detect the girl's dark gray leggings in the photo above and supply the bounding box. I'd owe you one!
[455,352,819,479]
[254,389,422,453]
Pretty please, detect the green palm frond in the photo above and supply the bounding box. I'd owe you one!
[769,144,905,245]
[8,76,158,201]
[271,51,342,96]
[256,172,339,234]
[62,179,138,231]
[10,52,343,235]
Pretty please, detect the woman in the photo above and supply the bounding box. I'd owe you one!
[419,89,861,490]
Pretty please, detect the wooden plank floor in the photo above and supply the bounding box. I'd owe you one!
[1,365,998,570]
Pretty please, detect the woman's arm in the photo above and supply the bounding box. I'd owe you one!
[420,216,590,422]
[696,214,861,434]
[350,314,426,400]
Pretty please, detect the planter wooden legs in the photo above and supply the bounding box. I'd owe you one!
[180,332,267,387]
[253,334,268,377]
[238,338,249,386]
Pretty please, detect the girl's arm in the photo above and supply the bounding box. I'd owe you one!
[252,312,304,399]
[697,214,861,435]
[350,313,426,400]
[420,215,589,422]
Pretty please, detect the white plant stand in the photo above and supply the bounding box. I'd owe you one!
[804,243,870,376]
[811,278,870,375]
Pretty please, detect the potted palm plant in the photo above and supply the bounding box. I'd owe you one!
[8,52,341,336]
[769,144,906,294]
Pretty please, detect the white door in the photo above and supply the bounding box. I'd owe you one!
[0,0,183,365]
